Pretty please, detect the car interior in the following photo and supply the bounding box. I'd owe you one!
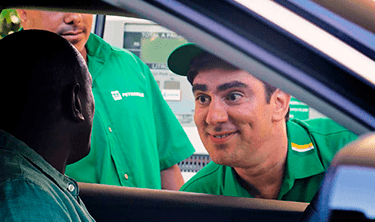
[2,0,375,221]
[300,134,375,222]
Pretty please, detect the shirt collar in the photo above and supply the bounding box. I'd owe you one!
[277,120,326,199]
[218,119,326,199]
[0,130,78,196]
[286,119,326,180]
[85,33,112,80]
[225,148,325,199]
[222,165,254,198]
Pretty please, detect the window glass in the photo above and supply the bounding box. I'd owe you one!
[101,15,326,180]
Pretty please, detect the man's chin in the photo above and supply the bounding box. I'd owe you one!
[209,152,231,166]
[60,37,86,52]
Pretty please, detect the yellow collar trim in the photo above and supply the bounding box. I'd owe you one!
[291,142,314,152]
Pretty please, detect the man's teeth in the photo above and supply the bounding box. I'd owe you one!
[213,133,231,139]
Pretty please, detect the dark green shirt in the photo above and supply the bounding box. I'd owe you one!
[0,130,94,221]
[180,118,358,202]
[66,34,195,188]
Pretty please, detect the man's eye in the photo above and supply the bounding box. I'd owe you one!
[196,95,210,104]
[226,93,242,102]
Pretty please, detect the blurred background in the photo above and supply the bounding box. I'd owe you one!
[0,9,21,39]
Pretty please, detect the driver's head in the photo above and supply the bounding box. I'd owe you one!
[0,30,94,164]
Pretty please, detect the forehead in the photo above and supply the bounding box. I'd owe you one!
[192,69,264,91]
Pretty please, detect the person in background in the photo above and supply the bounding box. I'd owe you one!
[0,30,95,221]
[16,9,195,190]
[167,43,358,202]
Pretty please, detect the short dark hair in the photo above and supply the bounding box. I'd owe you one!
[188,52,289,121]
[0,30,88,129]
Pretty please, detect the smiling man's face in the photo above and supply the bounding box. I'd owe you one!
[193,69,278,168]
[18,10,93,54]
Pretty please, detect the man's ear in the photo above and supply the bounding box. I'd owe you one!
[271,89,291,122]
[71,83,85,122]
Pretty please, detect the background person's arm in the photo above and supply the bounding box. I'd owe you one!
[160,164,184,190]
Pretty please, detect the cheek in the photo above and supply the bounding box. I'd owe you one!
[194,108,206,125]
[38,23,58,33]
[231,98,267,122]
[83,15,94,29]
[194,109,208,141]
[228,106,253,126]
[39,15,61,32]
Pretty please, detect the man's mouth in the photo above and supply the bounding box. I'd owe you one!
[209,131,238,144]
[62,30,84,36]
[59,30,85,44]
[213,133,234,139]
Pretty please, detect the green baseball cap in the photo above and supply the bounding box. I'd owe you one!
[167,43,204,82]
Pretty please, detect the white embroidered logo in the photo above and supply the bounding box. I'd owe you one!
[111,91,122,101]
[122,92,144,98]
[111,90,145,101]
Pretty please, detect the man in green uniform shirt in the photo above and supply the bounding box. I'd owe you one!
[17,10,195,190]
[167,43,357,202]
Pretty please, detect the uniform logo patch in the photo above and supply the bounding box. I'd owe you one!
[291,142,314,152]
[111,90,122,101]
[122,92,144,98]
[111,90,145,101]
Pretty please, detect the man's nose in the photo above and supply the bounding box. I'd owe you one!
[64,13,83,25]
[205,99,228,125]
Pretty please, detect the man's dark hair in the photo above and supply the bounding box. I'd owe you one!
[188,52,289,122]
[0,30,88,130]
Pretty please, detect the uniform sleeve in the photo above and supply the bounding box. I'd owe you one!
[0,180,69,222]
[140,62,195,171]
[316,131,358,169]
[310,119,358,169]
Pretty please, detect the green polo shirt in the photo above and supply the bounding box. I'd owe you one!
[180,118,357,202]
[66,34,195,188]
[0,130,94,221]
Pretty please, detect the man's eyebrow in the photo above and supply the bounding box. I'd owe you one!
[192,84,207,93]
[218,81,248,91]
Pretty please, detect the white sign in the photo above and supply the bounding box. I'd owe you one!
[162,89,181,101]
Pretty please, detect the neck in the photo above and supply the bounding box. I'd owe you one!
[12,124,70,174]
[36,145,69,174]
[80,46,88,62]
[234,155,286,199]
[234,121,288,199]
